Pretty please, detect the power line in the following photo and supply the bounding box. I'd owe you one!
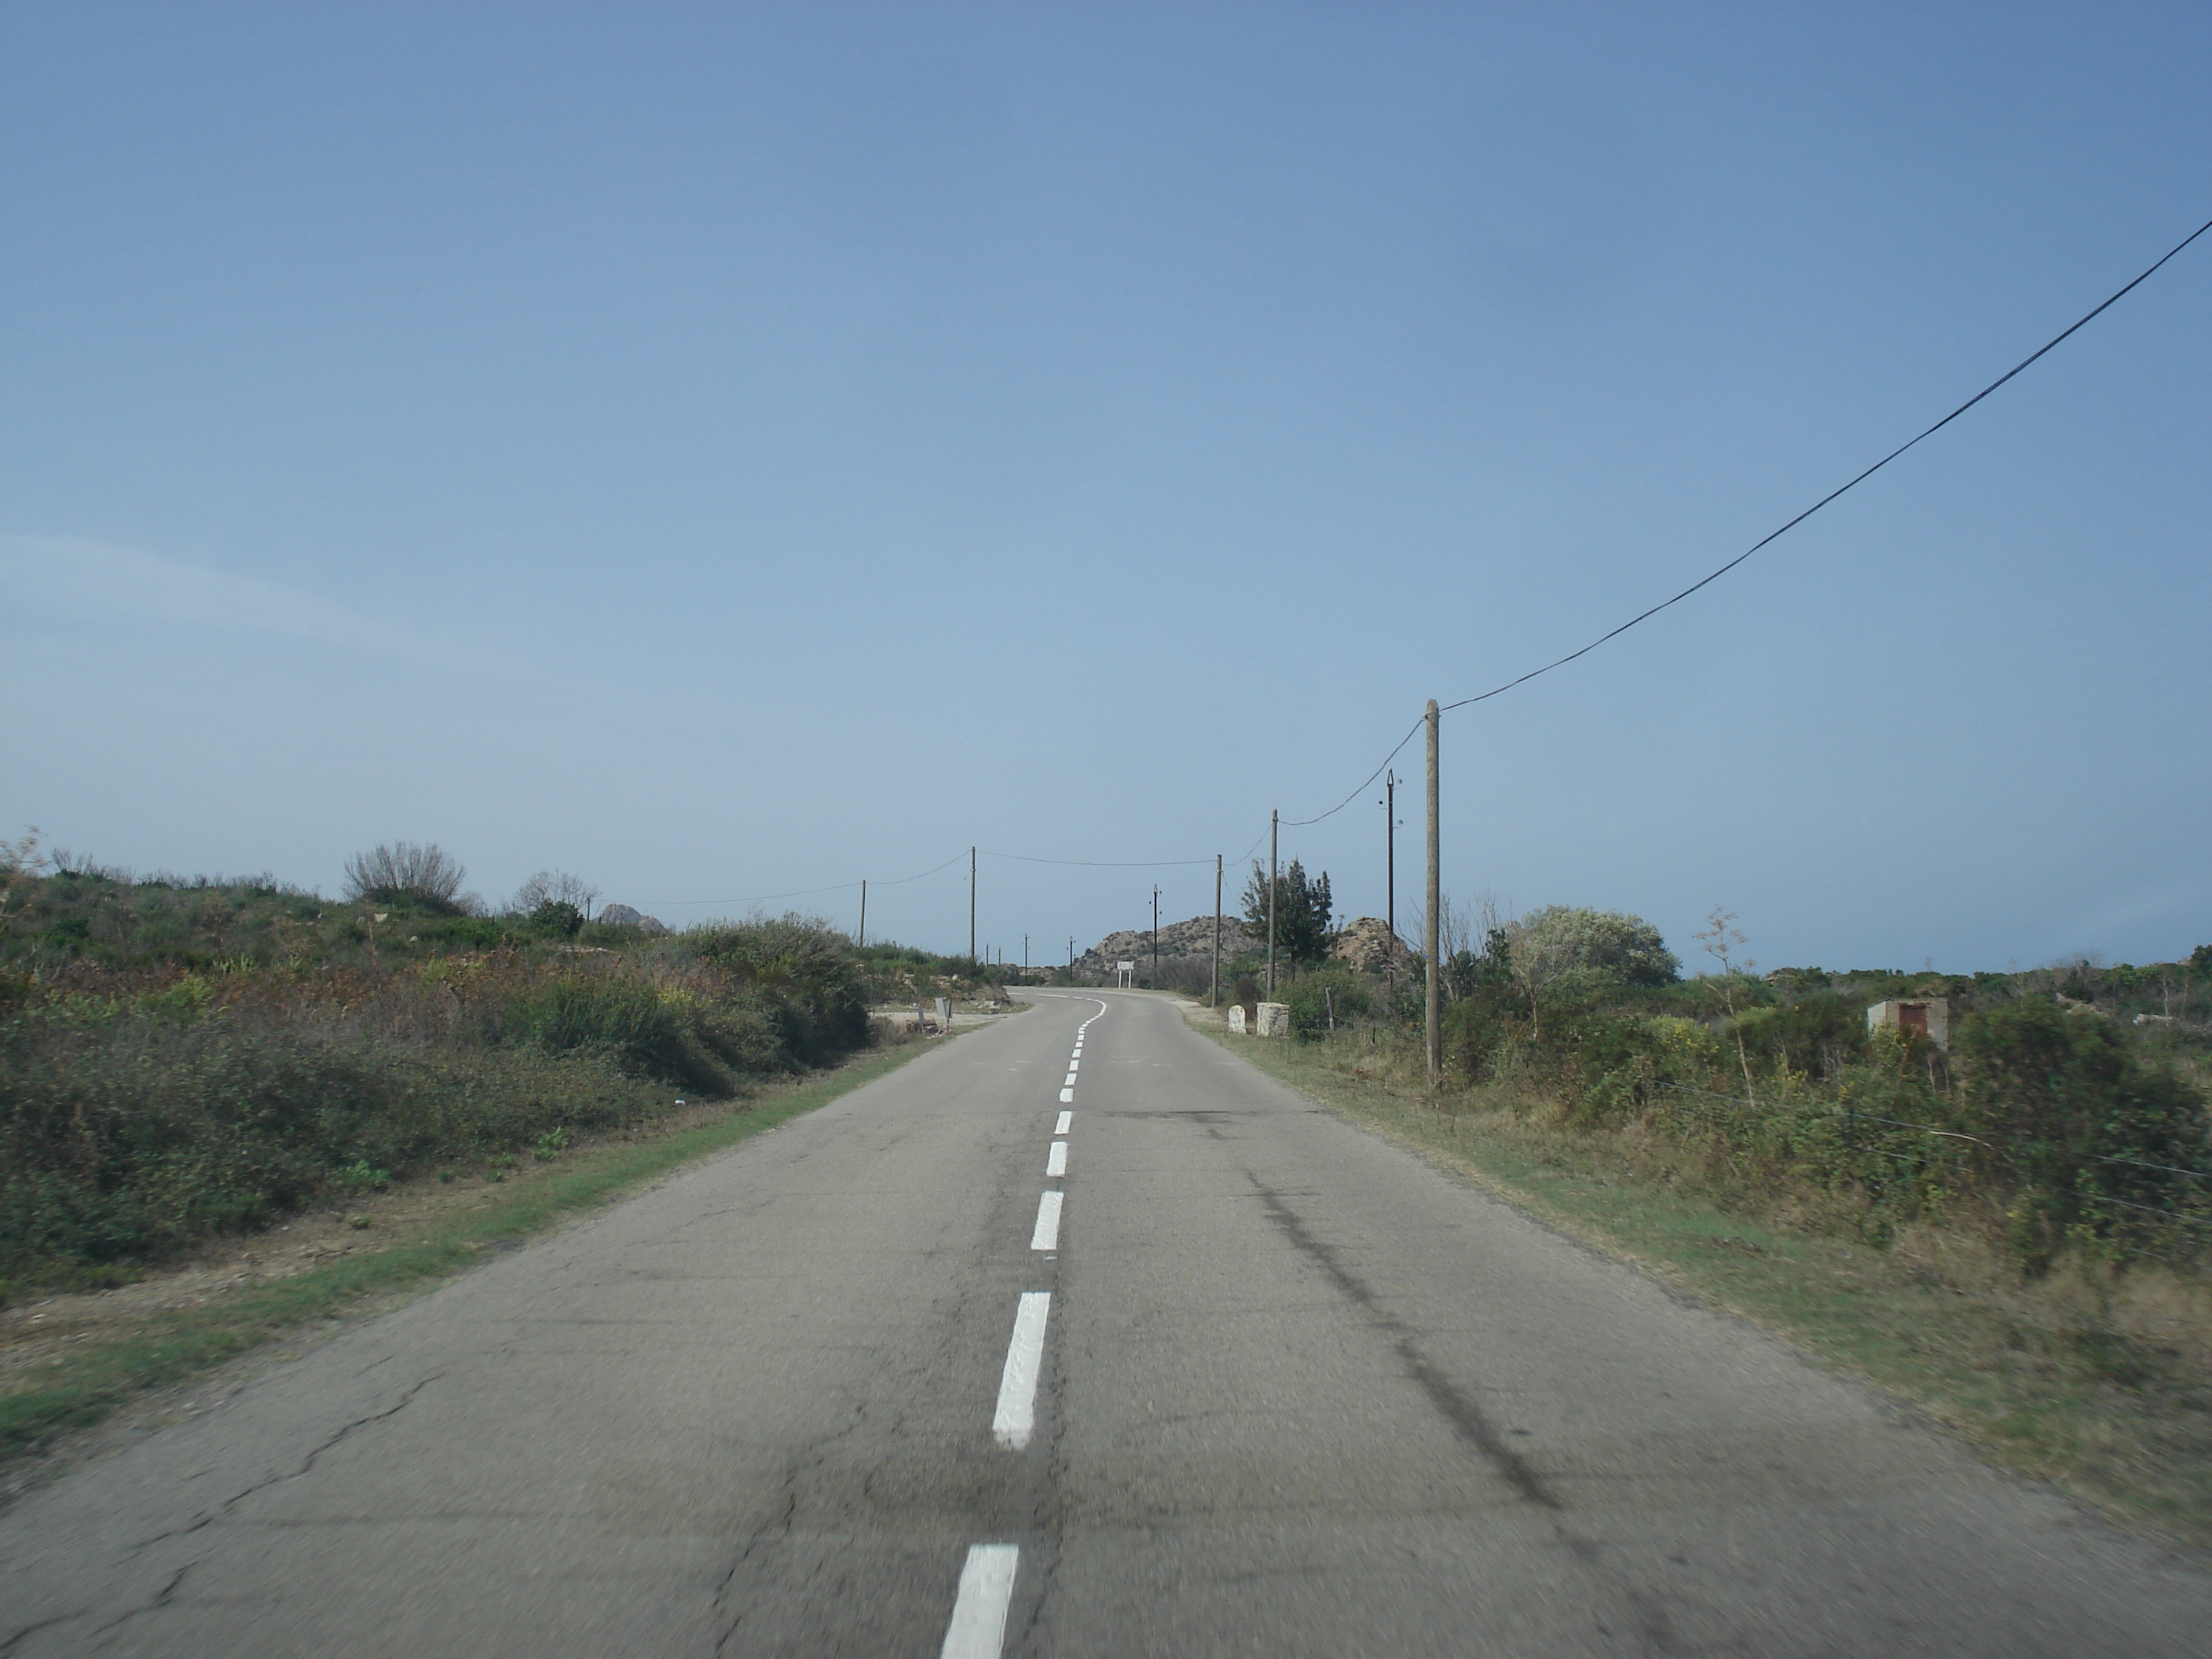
[1434,211,2212,717]
[980,849,1214,869]
[643,881,860,907]
[1281,719,1423,828]
[642,849,966,908]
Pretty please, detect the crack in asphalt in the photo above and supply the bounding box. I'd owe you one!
[118,1369,448,1560]
[709,1394,877,1655]
[1,1372,447,1654]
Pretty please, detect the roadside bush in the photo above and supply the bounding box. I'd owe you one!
[1954,1000,2212,1273]
[0,1003,659,1277]
[1284,968,1372,1039]
[505,973,732,1094]
[1730,994,1867,1080]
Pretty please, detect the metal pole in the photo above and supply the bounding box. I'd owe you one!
[1424,700,1441,1086]
[858,879,866,950]
[1152,884,1159,988]
[969,847,976,965]
[1266,810,1278,997]
[1212,853,1222,1009]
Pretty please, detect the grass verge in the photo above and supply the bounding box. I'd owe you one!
[1212,1024,2212,1552]
[0,1038,932,1463]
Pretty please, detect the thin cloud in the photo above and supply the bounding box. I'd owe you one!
[0,534,498,673]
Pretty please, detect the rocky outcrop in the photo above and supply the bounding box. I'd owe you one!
[1330,916,1408,973]
[596,903,668,935]
[1075,914,1257,978]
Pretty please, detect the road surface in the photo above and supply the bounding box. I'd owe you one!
[5,990,2210,1655]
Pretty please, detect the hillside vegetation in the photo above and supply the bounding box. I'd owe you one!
[1232,904,2212,1280]
[0,844,943,1299]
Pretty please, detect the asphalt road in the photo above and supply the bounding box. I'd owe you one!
[5,990,2212,1656]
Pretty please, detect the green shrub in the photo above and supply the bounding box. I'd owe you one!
[1730,994,1866,1080]
[505,974,732,1094]
[1954,1000,2211,1273]
[1284,968,1372,1039]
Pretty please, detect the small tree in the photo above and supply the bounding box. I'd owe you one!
[1241,859,1336,974]
[343,841,469,911]
[1694,906,1758,1107]
[511,870,600,919]
[0,826,44,922]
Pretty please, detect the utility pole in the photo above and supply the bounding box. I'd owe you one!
[1424,699,1441,1087]
[969,846,976,965]
[1068,936,1075,976]
[1152,884,1160,988]
[1024,933,1028,972]
[1212,852,1222,1009]
[1381,771,1396,950]
[858,879,866,950]
[1266,809,1279,997]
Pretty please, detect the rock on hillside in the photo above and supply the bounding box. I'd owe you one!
[597,903,669,935]
[1075,914,1258,977]
[1331,916,1408,973]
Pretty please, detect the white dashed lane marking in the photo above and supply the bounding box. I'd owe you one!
[991,1293,1051,1449]
[1030,1190,1062,1251]
[1046,1141,1068,1177]
[939,1544,1019,1659]
[1054,1110,1071,1134]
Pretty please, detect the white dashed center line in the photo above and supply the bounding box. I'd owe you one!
[1054,1110,1072,1134]
[992,1293,1051,1449]
[1046,1141,1068,1177]
[1030,1190,1062,1251]
[939,1544,1019,1659]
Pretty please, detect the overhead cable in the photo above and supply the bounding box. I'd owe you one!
[1436,211,2212,716]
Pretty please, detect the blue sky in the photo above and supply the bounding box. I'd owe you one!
[5,2,2208,972]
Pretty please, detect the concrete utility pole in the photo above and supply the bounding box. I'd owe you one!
[1023,933,1028,972]
[1424,699,1441,1086]
[1266,809,1279,997]
[1152,885,1160,987]
[1211,853,1222,1008]
[1068,936,1075,976]
[969,847,976,964]
[857,879,866,950]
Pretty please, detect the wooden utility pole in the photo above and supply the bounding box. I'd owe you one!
[1424,699,1441,1086]
[1211,853,1222,1008]
[858,879,866,950]
[969,847,976,964]
[1151,885,1160,987]
[1382,771,1396,951]
[1266,809,1279,996]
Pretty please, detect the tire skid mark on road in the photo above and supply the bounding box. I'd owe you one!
[1249,1174,1557,1507]
[1247,1172,1686,1654]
